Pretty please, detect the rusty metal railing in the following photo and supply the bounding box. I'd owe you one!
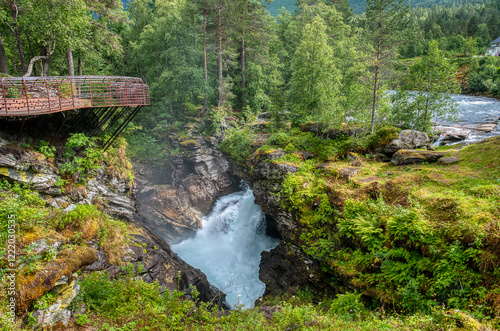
[0,76,150,116]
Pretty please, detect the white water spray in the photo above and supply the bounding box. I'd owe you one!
[171,185,280,309]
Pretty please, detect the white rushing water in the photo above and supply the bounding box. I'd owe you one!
[171,185,280,309]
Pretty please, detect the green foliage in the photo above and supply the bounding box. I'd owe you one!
[467,56,500,96]
[392,41,460,132]
[182,103,200,117]
[329,292,366,321]
[367,126,401,148]
[75,314,89,326]
[36,140,55,159]
[219,126,255,163]
[287,16,340,125]
[60,133,103,177]
[51,204,103,230]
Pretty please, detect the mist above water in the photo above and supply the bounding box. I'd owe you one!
[171,185,280,309]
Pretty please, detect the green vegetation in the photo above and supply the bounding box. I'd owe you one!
[2,0,500,329]
[221,119,500,326]
[33,269,496,330]
[392,41,460,131]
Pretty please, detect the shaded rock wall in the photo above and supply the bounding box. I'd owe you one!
[229,152,337,298]
[134,134,240,244]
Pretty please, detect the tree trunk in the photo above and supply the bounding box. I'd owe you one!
[217,3,223,107]
[41,45,51,77]
[370,65,379,134]
[9,0,27,74]
[24,55,48,77]
[203,10,208,112]
[241,8,246,109]
[78,58,82,76]
[67,46,74,77]
[370,20,383,135]
[0,29,9,75]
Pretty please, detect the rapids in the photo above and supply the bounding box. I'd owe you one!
[171,184,280,309]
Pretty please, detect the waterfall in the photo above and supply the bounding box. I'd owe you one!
[171,184,280,309]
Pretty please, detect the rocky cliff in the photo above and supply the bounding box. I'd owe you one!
[0,131,228,328]
[229,152,335,299]
[133,123,239,244]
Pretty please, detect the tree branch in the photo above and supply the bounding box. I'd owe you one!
[24,55,48,77]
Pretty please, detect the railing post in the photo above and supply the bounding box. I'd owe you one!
[88,76,93,107]
[1,78,8,116]
[108,77,112,106]
[45,78,52,113]
[70,77,75,109]
[57,78,62,111]
[125,78,129,106]
[22,77,30,115]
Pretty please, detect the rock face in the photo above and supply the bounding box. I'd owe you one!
[0,133,228,321]
[230,151,334,299]
[376,130,430,154]
[391,149,447,166]
[85,231,229,309]
[134,129,239,244]
[0,143,136,221]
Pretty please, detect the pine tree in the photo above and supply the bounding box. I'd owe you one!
[363,0,409,134]
[287,16,340,125]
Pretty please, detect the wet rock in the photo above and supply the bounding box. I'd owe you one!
[0,167,58,190]
[391,149,447,166]
[107,233,229,309]
[84,249,111,272]
[475,123,497,132]
[376,130,429,154]
[33,306,72,328]
[259,242,333,299]
[0,153,17,167]
[134,134,239,244]
[438,157,460,165]
[439,129,471,143]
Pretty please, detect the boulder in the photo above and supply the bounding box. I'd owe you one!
[475,123,497,132]
[438,157,460,165]
[439,129,471,143]
[391,149,447,166]
[376,130,429,154]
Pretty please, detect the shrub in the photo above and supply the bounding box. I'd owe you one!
[36,140,56,159]
[367,125,401,148]
[219,126,255,163]
[329,291,366,320]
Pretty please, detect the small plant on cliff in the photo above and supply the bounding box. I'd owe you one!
[36,140,56,159]
[220,126,255,163]
[60,133,102,177]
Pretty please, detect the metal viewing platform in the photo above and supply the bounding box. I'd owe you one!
[0,76,150,150]
[0,76,150,116]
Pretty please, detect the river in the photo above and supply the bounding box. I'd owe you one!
[171,184,280,309]
[435,93,500,144]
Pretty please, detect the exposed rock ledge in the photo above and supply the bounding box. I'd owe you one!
[229,152,335,299]
[133,131,239,244]
[0,132,229,324]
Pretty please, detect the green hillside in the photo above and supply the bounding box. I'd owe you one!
[262,0,297,16]
[261,0,492,16]
[350,0,492,14]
